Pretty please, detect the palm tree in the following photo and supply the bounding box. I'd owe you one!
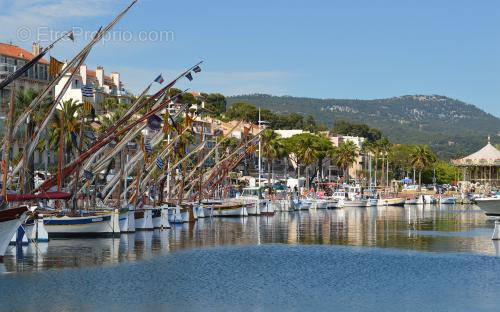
[377,138,391,187]
[47,99,88,165]
[261,129,281,185]
[295,135,318,189]
[409,145,436,190]
[333,140,359,181]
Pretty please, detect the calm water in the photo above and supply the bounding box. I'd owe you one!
[1,204,500,311]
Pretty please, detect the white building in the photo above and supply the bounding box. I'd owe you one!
[54,64,132,112]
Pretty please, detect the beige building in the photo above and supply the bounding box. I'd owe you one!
[0,42,50,113]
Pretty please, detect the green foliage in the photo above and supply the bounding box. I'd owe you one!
[333,140,359,178]
[332,120,382,142]
[422,161,462,184]
[201,93,226,116]
[224,101,326,132]
[227,94,500,159]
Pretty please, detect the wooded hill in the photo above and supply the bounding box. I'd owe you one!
[227,94,500,159]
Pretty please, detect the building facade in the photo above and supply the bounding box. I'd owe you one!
[0,42,50,114]
[54,64,132,112]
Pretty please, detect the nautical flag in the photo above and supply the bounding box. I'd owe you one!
[156,156,164,170]
[147,114,163,131]
[154,74,164,84]
[83,170,94,180]
[144,138,153,154]
[185,72,193,81]
[68,31,75,42]
[81,85,94,97]
[193,65,202,73]
[49,56,64,77]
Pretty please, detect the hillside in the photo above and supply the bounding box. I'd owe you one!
[227,94,500,159]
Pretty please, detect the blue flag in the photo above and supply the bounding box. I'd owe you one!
[154,74,164,84]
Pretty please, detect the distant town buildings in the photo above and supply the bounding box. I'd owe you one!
[0,42,50,111]
[55,64,133,112]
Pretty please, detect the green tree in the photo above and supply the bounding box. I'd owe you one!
[260,129,282,185]
[333,140,359,180]
[409,145,436,189]
[47,99,89,164]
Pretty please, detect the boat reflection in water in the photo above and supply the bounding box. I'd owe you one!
[2,204,498,273]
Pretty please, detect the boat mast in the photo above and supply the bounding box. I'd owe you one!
[258,107,262,189]
[57,108,64,209]
[1,81,15,205]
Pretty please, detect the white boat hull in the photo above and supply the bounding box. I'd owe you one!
[1,208,28,258]
[476,198,500,217]
[135,209,153,231]
[213,206,248,217]
[259,201,274,215]
[44,213,120,238]
[341,199,367,207]
[168,206,190,224]
[377,198,406,206]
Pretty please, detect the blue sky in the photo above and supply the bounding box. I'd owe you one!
[1,0,499,117]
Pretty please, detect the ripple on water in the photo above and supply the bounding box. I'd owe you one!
[1,245,500,312]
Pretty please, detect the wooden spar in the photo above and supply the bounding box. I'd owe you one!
[201,144,257,199]
[22,47,92,185]
[0,30,72,91]
[138,127,190,190]
[12,1,141,186]
[181,131,261,197]
[185,143,254,200]
[34,92,189,193]
[57,109,64,193]
[10,0,139,144]
[181,121,243,184]
[98,99,193,200]
[38,59,202,194]
[1,82,15,200]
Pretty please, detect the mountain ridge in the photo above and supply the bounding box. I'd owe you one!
[227,94,500,159]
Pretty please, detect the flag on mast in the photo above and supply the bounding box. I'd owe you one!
[185,72,193,81]
[154,74,164,84]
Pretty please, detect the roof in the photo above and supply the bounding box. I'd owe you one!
[0,43,49,65]
[452,142,500,166]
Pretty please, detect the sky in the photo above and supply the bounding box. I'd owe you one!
[0,0,499,117]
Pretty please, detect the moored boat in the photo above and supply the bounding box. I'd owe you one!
[475,194,500,217]
[212,202,247,217]
[135,208,154,230]
[44,211,120,238]
[0,206,29,260]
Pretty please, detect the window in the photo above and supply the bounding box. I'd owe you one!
[74,79,79,89]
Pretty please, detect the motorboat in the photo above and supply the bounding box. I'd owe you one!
[234,187,264,215]
[475,193,500,217]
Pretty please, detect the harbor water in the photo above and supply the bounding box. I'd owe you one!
[1,204,500,311]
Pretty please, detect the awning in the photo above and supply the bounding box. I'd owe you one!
[5,191,72,202]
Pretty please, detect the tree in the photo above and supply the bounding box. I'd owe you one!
[47,99,89,165]
[260,129,282,185]
[201,93,227,116]
[332,140,359,181]
[288,133,319,189]
[332,120,382,142]
[224,102,258,123]
[409,145,436,190]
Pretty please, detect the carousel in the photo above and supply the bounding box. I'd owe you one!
[452,137,500,190]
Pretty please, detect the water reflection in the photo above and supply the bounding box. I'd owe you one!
[2,204,497,273]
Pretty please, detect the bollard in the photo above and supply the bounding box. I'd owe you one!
[492,221,500,240]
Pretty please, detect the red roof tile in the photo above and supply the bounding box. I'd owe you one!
[0,43,49,65]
